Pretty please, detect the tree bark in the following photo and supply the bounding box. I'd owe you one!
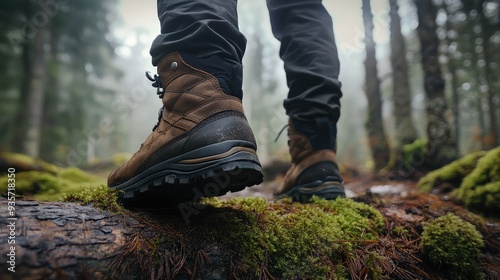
[389,0,418,147]
[465,25,487,150]
[22,21,49,158]
[362,0,391,171]
[0,198,233,280]
[476,0,498,148]
[441,2,460,153]
[414,0,458,168]
[40,26,60,162]
[10,1,33,153]
[0,199,133,279]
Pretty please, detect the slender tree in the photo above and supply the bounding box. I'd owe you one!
[6,0,33,152]
[389,0,418,146]
[414,0,458,168]
[476,0,498,148]
[23,22,49,157]
[362,0,391,171]
[459,0,499,150]
[440,2,460,152]
[467,33,488,150]
[40,24,62,162]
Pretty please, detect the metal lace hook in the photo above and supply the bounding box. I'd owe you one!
[145,71,164,98]
[145,71,155,82]
[274,124,289,142]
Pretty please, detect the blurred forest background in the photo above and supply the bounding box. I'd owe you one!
[0,0,499,176]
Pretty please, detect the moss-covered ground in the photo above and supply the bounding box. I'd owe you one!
[2,152,499,278]
[0,152,105,201]
[62,183,499,279]
[418,147,500,216]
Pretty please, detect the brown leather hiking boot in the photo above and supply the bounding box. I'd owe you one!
[108,52,263,206]
[274,118,345,202]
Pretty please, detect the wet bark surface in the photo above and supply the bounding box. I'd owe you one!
[0,199,137,279]
[0,198,234,280]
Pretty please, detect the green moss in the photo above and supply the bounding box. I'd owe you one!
[195,196,385,279]
[461,181,500,215]
[63,185,121,212]
[402,139,427,165]
[453,147,500,214]
[417,151,486,192]
[1,152,60,174]
[60,166,100,182]
[418,147,500,215]
[365,252,385,279]
[0,166,104,201]
[384,139,427,175]
[420,213,484,280]
[0,171,61,195]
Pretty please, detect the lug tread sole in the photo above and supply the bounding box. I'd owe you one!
[118,160,263,207]
[275,180,345,203]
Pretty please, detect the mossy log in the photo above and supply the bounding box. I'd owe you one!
[0,198,134,279]
[1,193,499,280]
[0,198,238,279]
[0,153,59,174]
[417,147,500,216]
[0,196,385,279]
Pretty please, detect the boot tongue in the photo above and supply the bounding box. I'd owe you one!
[292,116,337,151]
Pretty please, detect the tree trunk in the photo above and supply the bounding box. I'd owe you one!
[414,0,458,168]
[441,2,460,153]
[389,0,418,147]
[466,28,487,150]
[22,23,49,158]
[40,27,60,162]
[10,1,33,153]
[477,0,498,148]
[362,0,391,171]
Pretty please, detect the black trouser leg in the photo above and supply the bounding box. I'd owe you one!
[267,0,342,126]
[150,0,245,65]
[150,0,246,99]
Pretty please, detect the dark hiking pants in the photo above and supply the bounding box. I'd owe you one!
[150,0,342,129]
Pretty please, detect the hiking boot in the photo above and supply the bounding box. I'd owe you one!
[108,52,263,206]
[274,117,345,202]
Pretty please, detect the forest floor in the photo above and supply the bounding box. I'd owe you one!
[1,152,499,279]
[247,171,500,279]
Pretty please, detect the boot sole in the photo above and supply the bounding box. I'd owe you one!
[275,178,345,203]
[112,140,263,207]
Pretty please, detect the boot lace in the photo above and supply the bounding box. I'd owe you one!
[275,124,289,142]
[146,71,165,131]
[145,71,164,98]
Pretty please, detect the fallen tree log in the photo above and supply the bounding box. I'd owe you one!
[0,197,236,279]
[1,192,499,280]
[0,198,137,279]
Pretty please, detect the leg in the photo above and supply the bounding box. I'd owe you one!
[108,0,262,206]
[267,0,342,124]
[150,0,246,65]
[151,0,247,99]
[268,0,345,201]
